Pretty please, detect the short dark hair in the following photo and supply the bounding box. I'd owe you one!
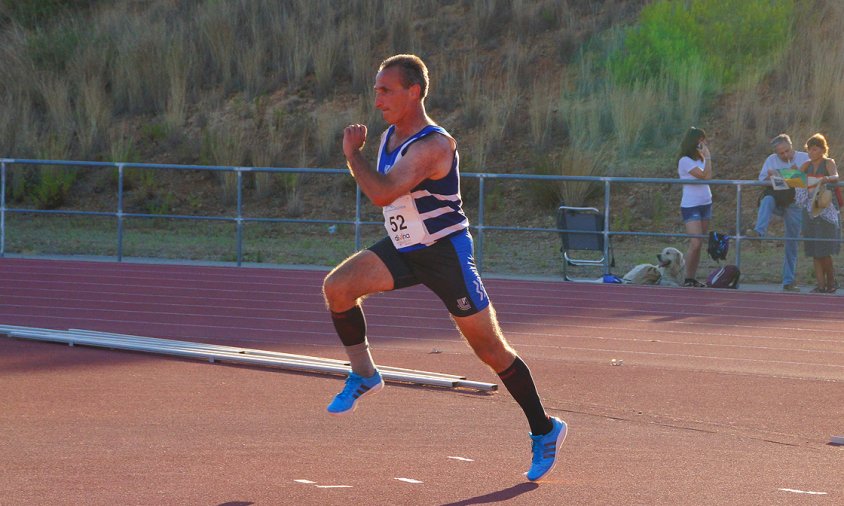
[679,126,706,161]
[379,54,429,99]
[805,133,829,155]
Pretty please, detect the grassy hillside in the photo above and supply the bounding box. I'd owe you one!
[3,0,844,282]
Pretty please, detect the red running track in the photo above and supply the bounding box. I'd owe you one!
[1,257,843,505]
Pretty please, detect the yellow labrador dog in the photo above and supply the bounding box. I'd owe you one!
[623,247,686,287]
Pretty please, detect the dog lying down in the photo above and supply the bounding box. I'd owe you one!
[622,247,686,287]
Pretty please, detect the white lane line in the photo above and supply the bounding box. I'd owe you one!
[395,478,423,484]
[295,480,352,489]
[447,456,474,462]
[778,488,827,495]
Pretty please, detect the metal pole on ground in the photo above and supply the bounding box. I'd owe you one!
[0,326,497,391]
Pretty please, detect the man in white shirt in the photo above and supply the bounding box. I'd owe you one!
[753,134,808,291]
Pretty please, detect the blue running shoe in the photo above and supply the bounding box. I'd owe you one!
[326,370,384,416]
[526,416,567,482]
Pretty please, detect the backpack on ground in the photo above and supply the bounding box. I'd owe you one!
[706,265,740,289]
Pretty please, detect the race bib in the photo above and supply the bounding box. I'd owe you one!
[383,194,426,249]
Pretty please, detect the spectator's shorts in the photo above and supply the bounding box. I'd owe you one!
[681,203,712,223]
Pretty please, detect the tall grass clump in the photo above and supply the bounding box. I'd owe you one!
[197,1,239,95]
[532,145,610,208]
[606,80,660,157]
[200,122,247,205]
[164,28,193,130]
[313,104,350,165]
[32,136,74,209]
[528,77,557,149]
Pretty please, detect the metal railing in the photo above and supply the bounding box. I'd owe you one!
[1,158,839,273]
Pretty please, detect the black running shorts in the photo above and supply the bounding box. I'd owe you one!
[368,229,490,317]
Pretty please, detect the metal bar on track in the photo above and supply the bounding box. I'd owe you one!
[67,329,469,381]
[0,326,496,391]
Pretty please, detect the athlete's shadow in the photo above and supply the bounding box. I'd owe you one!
[440,482,539,505]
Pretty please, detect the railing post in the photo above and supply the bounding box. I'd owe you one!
[735,183,742,271]
[603,179,611,275]
[476,176,486,272]
[1,160,6,258]
[236,168,243,267]
[355,185,362,251]
[117,163,124,262]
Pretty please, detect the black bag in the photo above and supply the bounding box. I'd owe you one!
[706,265,740,289]
[759,187,795,208]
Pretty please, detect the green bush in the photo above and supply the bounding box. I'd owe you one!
[2,0,78,27]
[611,0,794,89]
[33,166,76,209]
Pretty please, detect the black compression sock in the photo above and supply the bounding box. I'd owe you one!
[330,306,366,347]
[498,357,553,435]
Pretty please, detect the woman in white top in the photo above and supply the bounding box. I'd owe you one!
[677,127,713,287]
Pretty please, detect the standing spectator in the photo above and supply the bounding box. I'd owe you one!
[796,133,840,293]
[677,127,712,287]
[753,134,808,291]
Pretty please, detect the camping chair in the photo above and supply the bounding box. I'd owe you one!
[557,206,614,282]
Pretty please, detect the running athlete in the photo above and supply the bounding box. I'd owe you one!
[322,54,566,482]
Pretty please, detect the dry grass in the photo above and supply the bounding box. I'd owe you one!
[76,76,112,157]
[38,76,74,149]
[164,29,193,130]
[279,11,311,86]
[607,81,660,158]
[558,146,612,207]
[198,2,238,94]
[528,77,557,149]
[561,97,604,154]
[313,104,350,165]
[313,21,342,99]
[458,56,484,129]
[675,62,707,129]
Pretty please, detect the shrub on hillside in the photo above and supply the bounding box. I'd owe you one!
[611,0,794,90]
[0,0,96,28]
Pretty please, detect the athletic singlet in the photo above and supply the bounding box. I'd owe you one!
[376,125,469,252]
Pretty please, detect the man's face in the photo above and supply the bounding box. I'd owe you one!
[374,66,417,125]
[774,142,795,163]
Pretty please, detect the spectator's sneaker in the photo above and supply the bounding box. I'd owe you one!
[326,370,384,416]
[783,284,800,292]
[526,416,567,482]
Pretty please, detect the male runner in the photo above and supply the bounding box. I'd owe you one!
[322,54,566,482]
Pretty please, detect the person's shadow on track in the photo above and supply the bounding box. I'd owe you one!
[440,482,539,505]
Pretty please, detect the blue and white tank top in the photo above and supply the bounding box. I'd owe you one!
[377,125,469,252]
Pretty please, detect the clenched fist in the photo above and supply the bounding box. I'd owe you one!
[343,124,368,159]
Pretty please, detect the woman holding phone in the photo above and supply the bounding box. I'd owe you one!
[677,127,712,287]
